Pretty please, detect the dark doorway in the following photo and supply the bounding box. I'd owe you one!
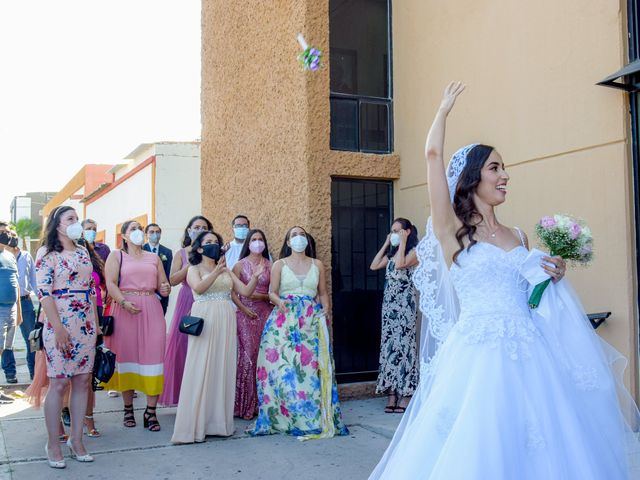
[331,177,393,383]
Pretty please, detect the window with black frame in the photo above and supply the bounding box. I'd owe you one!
[329,0,392,154]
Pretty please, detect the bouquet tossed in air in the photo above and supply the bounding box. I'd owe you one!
[297,33,321,71]
[528,214,593,308]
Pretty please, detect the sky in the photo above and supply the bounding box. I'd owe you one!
[0,0,201,220]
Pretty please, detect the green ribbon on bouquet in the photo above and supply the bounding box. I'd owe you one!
[528,250,556,309]
[528,278,551,309]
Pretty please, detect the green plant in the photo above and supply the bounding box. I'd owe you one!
[12,218,42,250]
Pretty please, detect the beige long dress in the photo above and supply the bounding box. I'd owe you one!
[171,272,237,443]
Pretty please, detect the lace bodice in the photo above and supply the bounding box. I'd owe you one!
[193,271,233,302]
[450,243,530,319]
[279,260,319,297]
[449,242,539,360]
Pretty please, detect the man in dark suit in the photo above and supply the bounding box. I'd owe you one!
[143,223,173,314]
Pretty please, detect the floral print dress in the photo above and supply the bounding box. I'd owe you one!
[376,258,419,397]
[35,247,97,378]
[250,259,348,439]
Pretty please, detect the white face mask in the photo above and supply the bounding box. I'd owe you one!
[66,222,83,240]
[290,235,308,253]
[83,229,97,243]
[129,229,145,246]
[389,233,401,247]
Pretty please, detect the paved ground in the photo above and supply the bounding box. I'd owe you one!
[0,392,398,480]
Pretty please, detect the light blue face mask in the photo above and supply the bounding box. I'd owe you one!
[234,226,249,240]
[83,230,97,243]
[148,233,161,244]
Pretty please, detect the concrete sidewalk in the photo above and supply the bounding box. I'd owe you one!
[0,392,399,480]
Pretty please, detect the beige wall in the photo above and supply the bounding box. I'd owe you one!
[392,0,638,393]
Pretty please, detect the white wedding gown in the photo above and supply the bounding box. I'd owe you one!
[370,238,640,479]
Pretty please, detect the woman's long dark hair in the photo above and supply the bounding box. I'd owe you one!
[452,144,495,264]
[238,229,270,262]
[182,215,213,248]
[188,230,224,266]
[386,218,419,259]
[78,238,105,286]
[279,226,315,259]
[41,205,75,255]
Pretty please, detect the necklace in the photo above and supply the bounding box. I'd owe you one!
[478,223,500,238]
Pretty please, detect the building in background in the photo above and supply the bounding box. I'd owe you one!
[200,0,640,398]
[42,164,115,223]
[9,192,57,256]
[83,141,201,251]
[10,192,57,225]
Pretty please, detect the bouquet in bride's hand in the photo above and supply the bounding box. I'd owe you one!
[528,214,593,308]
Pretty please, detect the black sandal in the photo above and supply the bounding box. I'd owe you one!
[123,404,136,428]
[143,406,161,432]
[384,393,397,413]
[393,406,407,414]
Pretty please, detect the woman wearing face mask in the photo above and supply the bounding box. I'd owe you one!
[102,220,171,432]
[172,231,263,443]
[370,218,420,414]
[249,227,349,439]
[35,206,99,467]
[231,229,272,419]
[159,215,213,407]
[81,219,110,263]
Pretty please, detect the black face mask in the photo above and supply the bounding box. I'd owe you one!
[0,232,9,246]
[202,243,221,261]
[8,237,18,248]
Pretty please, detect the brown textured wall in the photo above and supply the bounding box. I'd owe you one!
[201,0,400,271]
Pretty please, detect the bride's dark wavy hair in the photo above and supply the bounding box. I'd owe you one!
[452,144,495,264]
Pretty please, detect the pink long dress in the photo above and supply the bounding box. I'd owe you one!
[102,251,165,395]
[234,257,272,419]
[159,248,193,406]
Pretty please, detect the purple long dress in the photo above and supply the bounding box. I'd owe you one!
[159,249,193,406]
[234,257,272,419]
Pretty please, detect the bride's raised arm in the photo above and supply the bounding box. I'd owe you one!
[425,82,465,241]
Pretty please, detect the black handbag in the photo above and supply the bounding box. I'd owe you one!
[179,315,204,336]
[28,303,44,352]
[100,251,122,337]
[99,311,114,336]
[93,338,116,384]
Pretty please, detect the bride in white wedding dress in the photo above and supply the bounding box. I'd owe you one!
[369,82,640,479]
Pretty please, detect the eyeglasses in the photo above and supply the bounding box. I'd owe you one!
[233,224,249,228]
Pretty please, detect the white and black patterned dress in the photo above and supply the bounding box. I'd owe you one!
[376,258,419,396]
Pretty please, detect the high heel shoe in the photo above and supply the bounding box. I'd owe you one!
[66,438,94,462]
[83,415,101,437]
[45,443,66,469]
[143,406,161,432]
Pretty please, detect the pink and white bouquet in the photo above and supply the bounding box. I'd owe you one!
[528,214,593,308]
[297,33,321,72]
